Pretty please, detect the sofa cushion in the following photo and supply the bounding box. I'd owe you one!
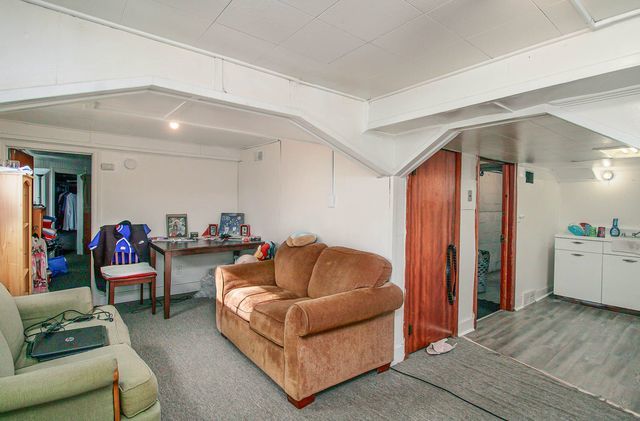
[16,344,158,418]
[274,242,327,297]
[251,298,310,346]
[0,284,24,363]
[307,247,392,298]
[15,304,132,370]
[225,286,298,322]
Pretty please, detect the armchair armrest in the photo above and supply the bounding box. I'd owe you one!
[215,260,275,302]
[14,287,94,326]
[0,355,117,413]
[286,283,403,337]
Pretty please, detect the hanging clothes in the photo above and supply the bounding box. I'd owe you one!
[62,192,77,230]
[32,236,48,293]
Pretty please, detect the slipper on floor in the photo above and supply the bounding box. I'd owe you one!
[426,338,457,355]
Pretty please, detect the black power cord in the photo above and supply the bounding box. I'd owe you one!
[390,367,507,420]
[23,308,114,343]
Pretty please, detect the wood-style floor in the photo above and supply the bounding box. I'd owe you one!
[467,296,640,414]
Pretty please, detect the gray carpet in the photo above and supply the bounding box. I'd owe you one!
[117,298,635,420]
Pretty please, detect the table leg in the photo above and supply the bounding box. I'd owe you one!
[164,252,172,319]
[140,284,144,304]
[151,277,156,315]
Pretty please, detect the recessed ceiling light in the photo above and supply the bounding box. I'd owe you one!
[602,170,614,181]
[169,121,180,130]
[602,159,612,168]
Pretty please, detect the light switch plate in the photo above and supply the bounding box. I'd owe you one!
[100,163,115,171]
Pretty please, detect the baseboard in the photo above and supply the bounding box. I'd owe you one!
[458,317,475,337]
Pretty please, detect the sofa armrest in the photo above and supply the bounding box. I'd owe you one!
[0,355,117,414]
[14,287,94,326]
[215,260,276,302]
[286,283,403,337]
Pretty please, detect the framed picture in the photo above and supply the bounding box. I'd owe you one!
[219,213,244,236]
[240,224,250,236]
[166,214,188,238]
[189,232,198,239]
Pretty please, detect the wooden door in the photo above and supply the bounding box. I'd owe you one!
[405,150,461,355]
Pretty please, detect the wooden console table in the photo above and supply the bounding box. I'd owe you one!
[149,239,262,318]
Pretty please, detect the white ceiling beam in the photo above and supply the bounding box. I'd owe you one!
[368,14,640,132]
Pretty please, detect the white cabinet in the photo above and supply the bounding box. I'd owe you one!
[554,234,640,312]
[602,254,640,311]
[554,249,602,303]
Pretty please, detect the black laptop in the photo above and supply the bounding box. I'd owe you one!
[30,326,107,361]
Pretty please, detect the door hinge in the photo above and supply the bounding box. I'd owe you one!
[407,324,413,336]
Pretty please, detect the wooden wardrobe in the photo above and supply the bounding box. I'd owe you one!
[0,173,33,295]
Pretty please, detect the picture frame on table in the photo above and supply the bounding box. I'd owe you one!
[240,224,250,237]
[166,214,188,238]
[219,213,244,236]
[205,224,218,237]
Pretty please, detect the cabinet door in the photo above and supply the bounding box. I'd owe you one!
[554,249,602,303]
[603,254,640,311]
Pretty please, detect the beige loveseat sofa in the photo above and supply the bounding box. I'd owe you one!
[216,243,403,408]
[0,284,160,420]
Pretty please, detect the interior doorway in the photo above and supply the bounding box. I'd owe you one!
[404,149,461,355]
[474,159,517,324]
[476,160,504,319]
[8,147,92,292]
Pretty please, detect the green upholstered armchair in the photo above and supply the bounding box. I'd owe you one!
[0,284,160,421]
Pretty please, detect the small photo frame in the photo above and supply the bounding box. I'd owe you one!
[240,224,250,237]
[205,224,218,237]
[189,232,199,239]
[166,214,188,238]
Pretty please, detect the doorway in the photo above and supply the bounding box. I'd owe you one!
[476,160,503,319]
[474,159,517,324]
[404,149,461,355]
[9,148,92,292]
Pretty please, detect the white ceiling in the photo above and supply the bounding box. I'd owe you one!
[445,115,633,165]
[37,0,640,99]
[0,90,319,148]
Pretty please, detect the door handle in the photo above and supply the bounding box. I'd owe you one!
[571,253,584,257]
[572,241,583,244]
[446,244,457,305]
[622,259,638,263]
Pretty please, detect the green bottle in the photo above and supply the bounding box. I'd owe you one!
[610,218,620,237]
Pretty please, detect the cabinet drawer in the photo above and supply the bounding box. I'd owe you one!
[554,249,602,303]
[602,254,640,311]
[555,237,603,254]
[603,242,640,257]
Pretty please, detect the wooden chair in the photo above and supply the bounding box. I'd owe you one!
[101,263,157,314]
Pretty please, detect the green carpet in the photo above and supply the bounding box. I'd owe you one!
[116,298,635,420]
[49,253,91,292]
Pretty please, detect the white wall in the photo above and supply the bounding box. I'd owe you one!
[478,171,502,273]
[1,120,240,304]
[458,153,478,336]
[514,165,561,309]
[558,169,640,231]
[239,139,393,256]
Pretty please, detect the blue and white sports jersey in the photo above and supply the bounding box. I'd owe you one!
[89,224,151,265]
